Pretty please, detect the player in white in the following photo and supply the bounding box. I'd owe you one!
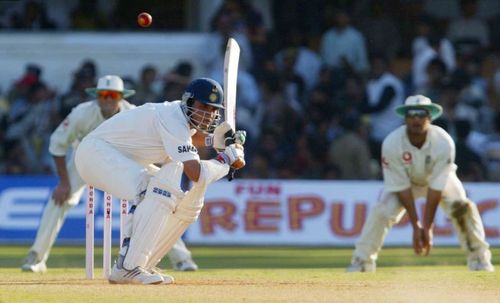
[347,95,494,272]
[22,75,198,273]
[74,78,246,284]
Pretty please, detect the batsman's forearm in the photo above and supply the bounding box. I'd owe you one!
[397,188,421,228]
[423,189,442,228]
[53,156,69,184]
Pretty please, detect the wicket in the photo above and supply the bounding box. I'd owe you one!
[85,185,128,279]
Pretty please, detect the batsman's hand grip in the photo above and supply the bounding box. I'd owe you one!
[224,129,236,181]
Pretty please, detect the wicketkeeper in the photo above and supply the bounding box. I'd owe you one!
[75,78,246,284]
[347,95,494,272]
[22,75,198,273]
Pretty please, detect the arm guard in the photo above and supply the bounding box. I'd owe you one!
[197,159,230,186]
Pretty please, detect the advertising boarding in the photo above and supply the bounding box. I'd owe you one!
[0,177,498,246]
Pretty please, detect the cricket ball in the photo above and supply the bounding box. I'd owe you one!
[137,12,152,27]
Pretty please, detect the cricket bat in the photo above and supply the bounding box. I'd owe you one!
[223,37,240,180]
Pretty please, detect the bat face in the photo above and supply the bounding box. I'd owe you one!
[223,38,240,132]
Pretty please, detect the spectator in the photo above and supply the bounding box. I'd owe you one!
[161,61,193,102]
[275,48,306,110]
[447,0,490,52]
[7,63,42,106]
[329,113,373,179]
[482,110,500,181]
[454,56,492,133]
[493,56,500,108]
[454,119,485,181]
[79,59,98,81]
[70,1,107,30]
[360,53,405,161]
[319,7,369,75]
[5,82,57,174]
[129,65,160,105]
[412,33,455,92]
[202,4,253,75]
[9,0,56,30]
[359,0,401,61]
[416,57,449,101]
[274,27,322,92]
[58,69,95,119]
[1,139,31,174]
[412,16,456,70]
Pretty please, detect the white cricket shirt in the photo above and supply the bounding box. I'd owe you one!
[49,100,134,157]
[381,125,456,192]
[87,101,199,166]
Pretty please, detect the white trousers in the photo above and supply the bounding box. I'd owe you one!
[353,173,490,262]
[31,150,85,262]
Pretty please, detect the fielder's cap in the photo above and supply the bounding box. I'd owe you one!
[85,75,135,98]
[395,95,443,121]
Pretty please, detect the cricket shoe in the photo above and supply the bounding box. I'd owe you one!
[346,257,376,273]
[174,258,198,271]
[150,267,175,285]
[468,250,495,272]
[109,264,163,285]
[21,251,47,273]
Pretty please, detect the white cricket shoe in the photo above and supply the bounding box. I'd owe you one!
[468,250,495,272]
[109,264,163,285]
[21,251,47,273]
[150,267,175,285]
[346,257,376,273]
[174,259,199,271]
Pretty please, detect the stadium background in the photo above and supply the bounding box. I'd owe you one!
[0,0,499,247]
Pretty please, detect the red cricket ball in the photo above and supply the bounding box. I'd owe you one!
[137,12,152,27]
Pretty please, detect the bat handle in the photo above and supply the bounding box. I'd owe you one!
[224,130,236,181]
[228,168,235,181]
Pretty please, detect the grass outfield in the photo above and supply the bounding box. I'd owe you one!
[0,246,499,303]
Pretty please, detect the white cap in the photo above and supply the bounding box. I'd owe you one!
[85,75,135,98]
[395,95,443,120]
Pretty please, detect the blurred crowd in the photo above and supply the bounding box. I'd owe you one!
[1,0,500,182]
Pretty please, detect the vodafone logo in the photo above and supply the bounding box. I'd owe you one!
[402,152,412,164]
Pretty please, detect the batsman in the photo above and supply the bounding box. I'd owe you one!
[75,76,245,284]
[347,95,494,273]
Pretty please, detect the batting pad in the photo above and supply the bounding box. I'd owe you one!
[122,162,185,270]
[145,181,207,269]
[122,197,174,269]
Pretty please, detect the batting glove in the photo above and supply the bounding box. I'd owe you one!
[213,122,247,151]
[216,143,245,170]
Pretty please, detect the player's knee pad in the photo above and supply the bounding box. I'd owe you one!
[123,196,177,269]
[450,199,473,220]
[144,162,185,207]
[174,201,203,224]
[172,180,207,224]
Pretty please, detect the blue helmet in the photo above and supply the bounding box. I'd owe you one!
[181,78,224,133]
[182,78,224,109]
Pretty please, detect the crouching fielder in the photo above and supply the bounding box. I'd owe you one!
[75,78,245,284]
[347,95,494,273]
